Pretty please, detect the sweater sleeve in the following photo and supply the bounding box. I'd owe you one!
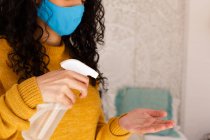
[95,105,132,140]
[0,77,43,139]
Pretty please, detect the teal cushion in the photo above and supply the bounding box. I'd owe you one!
[115,87,179,137]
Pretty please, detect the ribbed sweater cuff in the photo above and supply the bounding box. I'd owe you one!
[109,114,130,136]
[18,77,43,109]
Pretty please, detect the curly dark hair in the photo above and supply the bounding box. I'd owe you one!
[0,0,108,93]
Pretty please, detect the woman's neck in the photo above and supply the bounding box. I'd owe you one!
[37,18,62,46]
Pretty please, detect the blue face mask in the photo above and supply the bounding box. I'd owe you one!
[37,0,85,36]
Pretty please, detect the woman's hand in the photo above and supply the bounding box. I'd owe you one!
[36,69,89,109]
[119,109,175,134]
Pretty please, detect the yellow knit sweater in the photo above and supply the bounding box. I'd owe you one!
[0,39,131,140]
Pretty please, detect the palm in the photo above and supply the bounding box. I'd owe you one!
[119,109,175,134]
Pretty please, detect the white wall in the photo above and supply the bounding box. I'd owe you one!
[183,0,210,139]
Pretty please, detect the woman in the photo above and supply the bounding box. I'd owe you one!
[0,0,174,139]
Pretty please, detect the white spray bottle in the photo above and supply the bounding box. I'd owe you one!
[22,59,99,140]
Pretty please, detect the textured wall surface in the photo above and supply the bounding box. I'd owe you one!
[99,0,185,122]
[183,0,210,139]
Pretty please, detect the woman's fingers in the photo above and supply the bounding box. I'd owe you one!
[143,109,167,118]
[151,123,174,132]
[65,70,89,86]
[64,89,77,104]
[133,114,174,134]
[36,69,90,105]
[59,85,78,108]
[154,119,175,125]
[63,94,74,109]
[63,78,88,98]
[137,127,156,134]
[118,108,176,135]
[57,94,73,108]
[137,124,173,134]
